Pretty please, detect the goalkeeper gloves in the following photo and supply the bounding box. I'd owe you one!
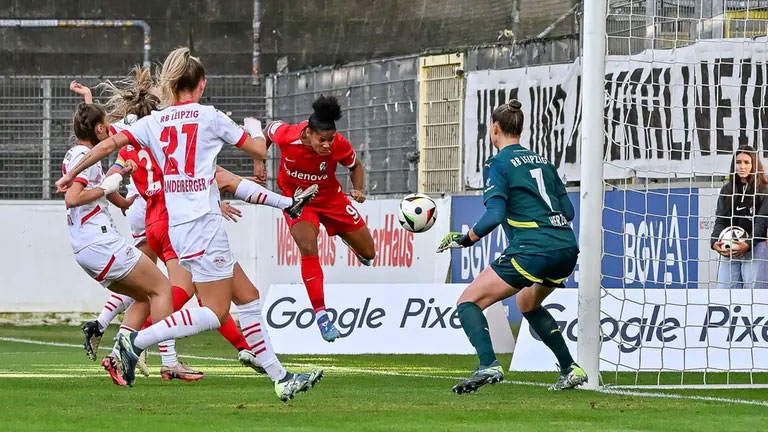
[436,232,475,253]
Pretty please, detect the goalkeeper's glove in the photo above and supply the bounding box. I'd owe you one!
[436,232,475,253]
[243,117,265,139]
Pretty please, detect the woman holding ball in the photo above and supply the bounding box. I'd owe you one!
[711,145,768,289]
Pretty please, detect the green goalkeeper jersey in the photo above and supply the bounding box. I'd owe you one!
[482,144,578,255]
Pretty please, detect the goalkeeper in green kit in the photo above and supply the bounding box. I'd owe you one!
[437,100,587,394]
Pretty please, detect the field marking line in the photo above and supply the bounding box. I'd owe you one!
[2,336,767,407]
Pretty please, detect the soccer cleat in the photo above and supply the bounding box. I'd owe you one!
[317,314,341,342]
[81,320,103,361]
[136,349,150,377]
[452,361,504,394]
[237,349,266,374]
[160,362,205,382]
[102,355,128,387]
[274,369,324,402]
[115,332,140,387]
[548,363,588,391]
[285,184,318,219]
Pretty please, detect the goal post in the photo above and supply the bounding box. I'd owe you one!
[575,0,768,389]
[578,0,608,391]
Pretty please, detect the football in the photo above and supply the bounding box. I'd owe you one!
[397,193,437,233]
[718,225,748,249]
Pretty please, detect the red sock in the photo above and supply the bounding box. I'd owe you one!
[194,296,249,351]
[218,314,249,351]
[141,286,191,330]
[301,255,325,313]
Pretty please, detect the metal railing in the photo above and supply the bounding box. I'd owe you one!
[0,75,266,199]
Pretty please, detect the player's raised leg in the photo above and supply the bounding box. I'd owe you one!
[338,226,376,267]
[215,166,318,218]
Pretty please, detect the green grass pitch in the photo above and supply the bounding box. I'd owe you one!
[1,325,767,431]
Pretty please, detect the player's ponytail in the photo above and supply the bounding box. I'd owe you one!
[159,47,206,106]
[308,95,342,132]
[492,99,524,137]
[72,103,107,144]
[98,65,159,123]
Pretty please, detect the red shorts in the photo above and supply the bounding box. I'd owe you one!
[283,193,365,236]
[146,217,178,263]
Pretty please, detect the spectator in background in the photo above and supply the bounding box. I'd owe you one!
[711,145,768,289]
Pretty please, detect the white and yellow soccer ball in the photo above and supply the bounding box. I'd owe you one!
[397,193,437,233]
[718,225,748,249]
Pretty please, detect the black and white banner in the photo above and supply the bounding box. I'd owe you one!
[464,38,768,187]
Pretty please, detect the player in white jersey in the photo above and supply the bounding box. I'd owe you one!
[56,50,323,402]
[62,103,179,387]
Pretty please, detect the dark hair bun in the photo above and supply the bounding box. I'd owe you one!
[508,99,522,111]
[312,95,342,123]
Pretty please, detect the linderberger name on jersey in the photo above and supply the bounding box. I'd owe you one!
[165,178,208,193]
[284,166,329,182]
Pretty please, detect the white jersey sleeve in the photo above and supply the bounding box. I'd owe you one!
[214,110,248,147]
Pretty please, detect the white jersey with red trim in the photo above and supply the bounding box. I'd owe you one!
[62,145,120,252]
[121,102,248,226]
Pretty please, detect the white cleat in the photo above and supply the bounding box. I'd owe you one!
[238,349,266,374]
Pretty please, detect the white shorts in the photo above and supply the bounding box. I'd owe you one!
[125,196,147,246]
[75,236,142,288]
[170,213,234,283]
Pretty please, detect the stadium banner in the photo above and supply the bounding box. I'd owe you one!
[251,197,452,294]
[263,283,514,354]
[450,188,698,290]
[510,288,768,372]
[464,38,768,187]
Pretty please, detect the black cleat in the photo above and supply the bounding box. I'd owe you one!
[285,184,318,218]
[452,361,504,394]
[81,321,103,361]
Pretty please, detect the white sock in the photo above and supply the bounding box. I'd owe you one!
[133,307,220,351]
[97,294,135,332]
[234,179,292,209]
[237,299,286,381]
[158,340,178,367]
[112,325,136,357]
[315,309,328,322]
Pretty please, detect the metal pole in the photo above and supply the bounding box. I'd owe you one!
[41,79,52,200]
[253,0,261,82]
[577,0,607,391]
[0,19,151,67]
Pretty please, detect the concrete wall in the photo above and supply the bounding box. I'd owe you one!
[261,0,578,73]
[0,0,579,75]
[0,0,255,74]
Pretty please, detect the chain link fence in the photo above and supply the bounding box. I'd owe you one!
[268,56,420,196]
[0,75,265,200]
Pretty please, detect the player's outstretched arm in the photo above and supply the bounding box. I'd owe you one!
[56,133,130,192]
[348,159,366,203]
[436,196,506,253]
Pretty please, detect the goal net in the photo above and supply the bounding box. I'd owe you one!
[589,0,768,388]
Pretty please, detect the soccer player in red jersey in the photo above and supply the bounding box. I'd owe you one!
[261,95,375,342]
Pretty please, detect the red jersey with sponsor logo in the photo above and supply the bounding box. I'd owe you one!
[266,120,357,204]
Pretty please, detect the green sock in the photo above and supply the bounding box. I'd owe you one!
[522,306,574,372]
[457,302,497,366]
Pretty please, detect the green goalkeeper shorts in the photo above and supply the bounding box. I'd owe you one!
[489,246,579,289]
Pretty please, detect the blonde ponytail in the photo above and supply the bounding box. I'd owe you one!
[159,47,205,106]
[98,65,159,123]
